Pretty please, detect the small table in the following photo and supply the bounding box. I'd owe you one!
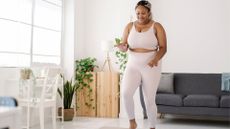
[0,107,21,129]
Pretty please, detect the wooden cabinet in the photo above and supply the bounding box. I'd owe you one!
[75,72,120,118]
[96,72,120,118]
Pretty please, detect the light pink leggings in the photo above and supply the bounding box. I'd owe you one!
[122,51,161,128]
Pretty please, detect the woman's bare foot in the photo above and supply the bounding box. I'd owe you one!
[129,119,137,129]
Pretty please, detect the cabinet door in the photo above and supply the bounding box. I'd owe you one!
[97,72,120,118]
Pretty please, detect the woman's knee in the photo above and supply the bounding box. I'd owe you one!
[144,98,156,108]
[122,89,132,100]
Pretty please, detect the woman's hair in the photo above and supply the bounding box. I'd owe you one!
[135,0,151,12]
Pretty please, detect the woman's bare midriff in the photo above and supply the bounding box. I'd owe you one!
[129,48,157,53]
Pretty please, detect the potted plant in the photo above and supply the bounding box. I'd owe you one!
[20,68,33,80]
[58,77,78,121]
[75,57,98,109]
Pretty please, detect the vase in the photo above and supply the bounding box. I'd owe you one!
[58,107,74,121]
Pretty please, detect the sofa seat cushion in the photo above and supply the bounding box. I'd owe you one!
[156,94,184,106]
[183,95,219,107]
[220,95,230,108]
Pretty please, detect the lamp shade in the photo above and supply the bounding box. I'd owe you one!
[101,40,114,52]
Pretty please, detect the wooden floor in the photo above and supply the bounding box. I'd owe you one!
[31,116,230,129]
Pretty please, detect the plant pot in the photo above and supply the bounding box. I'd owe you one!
[58,107,74,121]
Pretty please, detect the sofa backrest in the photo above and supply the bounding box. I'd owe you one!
[174,73,229,96]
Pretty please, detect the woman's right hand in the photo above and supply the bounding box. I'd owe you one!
[148,59,158,68]
[114,43,129,52]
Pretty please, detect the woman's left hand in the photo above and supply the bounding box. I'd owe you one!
[148,59,158,67]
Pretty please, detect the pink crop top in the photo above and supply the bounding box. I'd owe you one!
[127,22,158,49]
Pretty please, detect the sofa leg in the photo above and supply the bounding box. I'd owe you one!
[159,113,165,119]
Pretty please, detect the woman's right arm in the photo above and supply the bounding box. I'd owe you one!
[116,22,132,52]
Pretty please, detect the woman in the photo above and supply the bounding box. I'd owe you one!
[116,1,167,129]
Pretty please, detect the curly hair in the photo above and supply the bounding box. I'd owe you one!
[135,0,151,12]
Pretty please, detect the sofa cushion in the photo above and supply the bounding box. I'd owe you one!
[174,74,222,95]
[183,95,219,107]
[157,73,174,93]
[156,94,183,106]
[220,95,230,108]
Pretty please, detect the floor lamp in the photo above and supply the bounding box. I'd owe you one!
[101,40,113,72]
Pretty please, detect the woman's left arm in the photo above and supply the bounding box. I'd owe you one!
[148,22,167,67]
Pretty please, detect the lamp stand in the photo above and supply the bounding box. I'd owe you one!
[101,52,112,72]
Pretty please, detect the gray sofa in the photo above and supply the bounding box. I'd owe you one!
[140,73,230,119]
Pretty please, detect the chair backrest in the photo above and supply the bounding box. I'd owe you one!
[0,96,18,107]
[39,67,62,101]
[19,67,63,102]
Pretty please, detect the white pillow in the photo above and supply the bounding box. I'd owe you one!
[157,73,174,93]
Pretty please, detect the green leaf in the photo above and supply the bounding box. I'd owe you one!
[75,57,97,109]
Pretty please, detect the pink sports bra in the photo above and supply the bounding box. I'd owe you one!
[127,22,158,50]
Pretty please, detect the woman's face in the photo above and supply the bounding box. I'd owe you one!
[135,5,150,24]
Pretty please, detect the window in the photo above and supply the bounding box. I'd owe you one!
[0,0,63,67]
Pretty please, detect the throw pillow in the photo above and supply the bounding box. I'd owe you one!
[157,73,174,93]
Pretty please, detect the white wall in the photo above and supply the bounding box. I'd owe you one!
[75,0,230,73]
[74,0,132,70]
[152,0,230,73]
[61,0,75,80]
[75,0,85,59]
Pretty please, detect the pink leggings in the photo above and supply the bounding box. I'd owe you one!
[122,51,161,128]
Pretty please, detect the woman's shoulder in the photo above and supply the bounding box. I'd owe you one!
[124,22,134,31]
[153,21,165,32]
[153,21,164,29]
[126,22,134,28]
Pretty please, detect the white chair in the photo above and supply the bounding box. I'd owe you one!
[18,68,62,129]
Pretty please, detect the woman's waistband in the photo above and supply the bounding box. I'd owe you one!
[129,48,158,53]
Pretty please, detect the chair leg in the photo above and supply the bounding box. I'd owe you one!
[26,106,30,129]
[52,106,57,129]
[39,107,45,129]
